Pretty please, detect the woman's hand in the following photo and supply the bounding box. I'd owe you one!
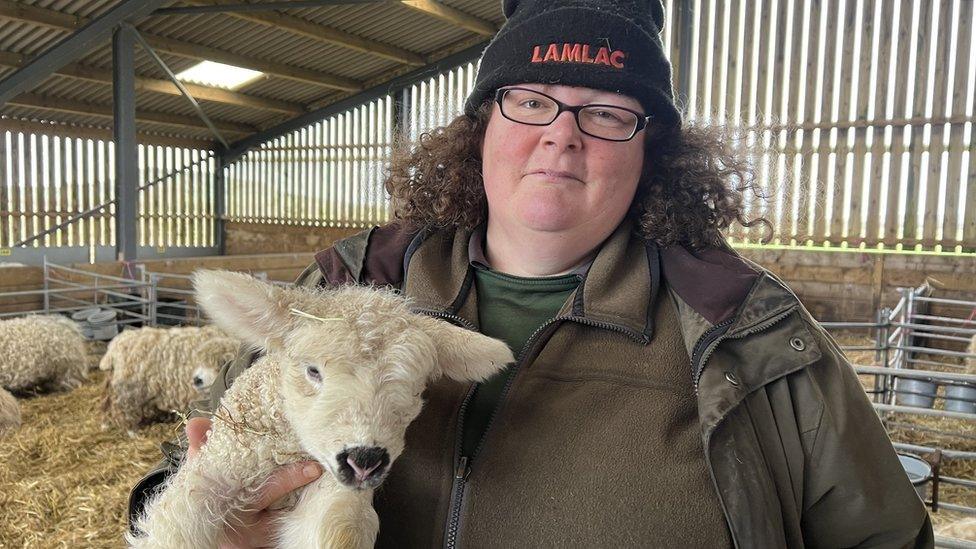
[184,417,323,549]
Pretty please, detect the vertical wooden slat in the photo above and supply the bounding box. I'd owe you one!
[845,0,872,244]
[903,0,930,246]
[922,0,952,246]
[26,133,37,247]
[942,0,971,247]
[0,132,8,247]
[826,0,855,243]
[772,0,796,243]
[96,140,105,246]
[962,2,976,248]
[343,112,351,225]
[864,0,892,245]
[883,1,912,245]
[40,135,50,247]
[354,107,361,225]
[107,140,116,248]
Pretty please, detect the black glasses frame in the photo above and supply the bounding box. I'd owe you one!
[493,87,652,142]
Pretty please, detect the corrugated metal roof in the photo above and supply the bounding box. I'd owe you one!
[0,0,501,149]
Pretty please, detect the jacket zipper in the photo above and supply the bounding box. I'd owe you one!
[691,306,798,392]
[442,314,647,549]
[694,305,799,549]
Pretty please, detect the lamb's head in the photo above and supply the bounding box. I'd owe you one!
[190,365,219,392]
[191,336,238,392]
[193,270,513,490]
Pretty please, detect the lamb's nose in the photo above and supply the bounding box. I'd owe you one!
[343,446,389,482]
[192,376,204,389]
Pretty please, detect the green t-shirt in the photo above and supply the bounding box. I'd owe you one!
[461,265,580,458]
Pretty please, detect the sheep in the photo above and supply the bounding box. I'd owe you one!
[0,315,87,393]
[128,270,514,549]
[0,386,20,436]
[101,324,239,431]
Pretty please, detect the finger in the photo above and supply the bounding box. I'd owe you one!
[253,461,322,511]
[185,417,212,460]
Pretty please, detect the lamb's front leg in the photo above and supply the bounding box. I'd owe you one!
[127,463,227,548]
[277,478,377,549]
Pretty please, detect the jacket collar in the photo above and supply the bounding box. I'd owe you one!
[403,220,659,343]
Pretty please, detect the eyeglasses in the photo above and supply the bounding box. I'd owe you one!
[494,87,651,142]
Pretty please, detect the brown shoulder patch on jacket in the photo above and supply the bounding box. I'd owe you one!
[314,223,419,287]
[660,244,759,325]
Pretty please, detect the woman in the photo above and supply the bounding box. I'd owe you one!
[131,1,933,547]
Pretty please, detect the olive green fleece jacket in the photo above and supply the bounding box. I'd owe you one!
[130,221,933,548]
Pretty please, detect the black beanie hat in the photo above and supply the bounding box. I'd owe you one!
[464,0,681,128]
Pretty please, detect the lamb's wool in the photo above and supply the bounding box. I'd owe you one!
[101,324,238,430]
[0,386,20,436]
[129,271,514,549]
[0,315,87,392]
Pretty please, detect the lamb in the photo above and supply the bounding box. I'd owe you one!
[128,270,513,549]
[0,386,20,436]
[101,324,239,431]
[0,315,87,392]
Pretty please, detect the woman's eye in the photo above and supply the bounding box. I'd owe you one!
[305,364,322,382]
[520,99,541,109]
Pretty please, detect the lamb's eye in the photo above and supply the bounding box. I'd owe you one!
[304,364,322,383]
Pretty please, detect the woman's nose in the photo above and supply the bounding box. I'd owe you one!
[541,111,583,150]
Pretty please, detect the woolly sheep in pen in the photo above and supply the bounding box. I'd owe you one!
[128,270,514,549]
[101,324,239,431]
[0,386,20,436]
[0,315,87,392]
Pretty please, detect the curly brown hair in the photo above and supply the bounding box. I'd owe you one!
[385,101,771,249]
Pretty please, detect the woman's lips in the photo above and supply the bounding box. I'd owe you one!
[526,170,582,182]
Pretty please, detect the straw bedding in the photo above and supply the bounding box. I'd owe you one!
[0,344,180,548]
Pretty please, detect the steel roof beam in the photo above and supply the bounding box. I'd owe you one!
[0,51,305,114]
[129,25,229,148]
[0,118,214,149]
[187,0,427,66]
[398,1,497,36]
[153,1,380,16]
[0,0,166,105]
[0,0,362,91]
[7,93,256,134]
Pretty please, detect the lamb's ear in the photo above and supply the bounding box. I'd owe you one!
[418,316,514,382]
[192,270,295,350]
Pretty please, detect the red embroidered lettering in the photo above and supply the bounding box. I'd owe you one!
[610,50,625,68]
[531,45,544,63]
[529,42,626,69]
[561,43,582,63]
[544,44,560,62]
[581,44,593,63]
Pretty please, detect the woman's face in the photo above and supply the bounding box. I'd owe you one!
[480,83,645,237]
